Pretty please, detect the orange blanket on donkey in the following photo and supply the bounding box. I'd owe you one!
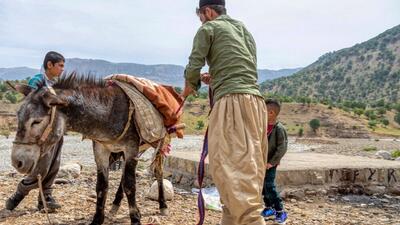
[105,74,184,138]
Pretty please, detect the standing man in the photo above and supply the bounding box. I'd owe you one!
[6,51,65,212]
[182,1,268,224]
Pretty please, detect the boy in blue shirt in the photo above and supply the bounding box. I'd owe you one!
[6,51,65,211]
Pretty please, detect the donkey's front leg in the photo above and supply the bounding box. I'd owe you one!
[123,154,141,225]
[91,142,111,225]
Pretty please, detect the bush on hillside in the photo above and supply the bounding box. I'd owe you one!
[309,119,320,133]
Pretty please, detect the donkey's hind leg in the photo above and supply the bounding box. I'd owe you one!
[123,152,141,225]
[153,152,168,216]
[110,180,124,215]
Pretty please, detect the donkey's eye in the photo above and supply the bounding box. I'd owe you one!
[32,120,42,127]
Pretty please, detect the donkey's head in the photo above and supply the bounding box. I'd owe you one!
[11,84,67,174]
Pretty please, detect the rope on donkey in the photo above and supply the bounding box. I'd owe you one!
[37,174,53,225]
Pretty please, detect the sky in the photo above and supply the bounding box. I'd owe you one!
[0,0,399,70]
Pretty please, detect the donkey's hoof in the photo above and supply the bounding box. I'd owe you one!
[109,204,120,216]
[160,208,169,216]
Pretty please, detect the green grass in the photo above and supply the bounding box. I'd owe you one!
[372,126,400,137]
[392,150,400,158]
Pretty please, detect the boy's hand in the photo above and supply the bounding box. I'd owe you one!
[200,73,211,85]
[266,163,274,169]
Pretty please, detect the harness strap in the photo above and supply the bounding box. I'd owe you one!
[197,86,213,225]
[91,100,135,145]
[196,128,209,225]
[39,87,58,146]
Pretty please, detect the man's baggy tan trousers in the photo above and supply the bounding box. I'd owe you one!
[208,94,268,225]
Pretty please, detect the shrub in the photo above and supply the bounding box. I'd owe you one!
[368,120,377,128]
[309,119,320,133]
[298,127,304,137]
[392,150,400,158]
[5,92,17,104]
[196,120,205,130]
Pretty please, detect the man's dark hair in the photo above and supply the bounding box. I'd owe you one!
[265,98,281,115]
[43,51,65,70]
[203,5,227,15]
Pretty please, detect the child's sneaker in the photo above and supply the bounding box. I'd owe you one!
[261,207,276,220]
[275,211,288,224]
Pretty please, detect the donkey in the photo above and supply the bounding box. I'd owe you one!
[10,74,168,225]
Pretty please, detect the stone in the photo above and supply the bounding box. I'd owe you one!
[290,198,297,203]
[146,179,174,201]
[342,196,350,201]
[54,178,71,185]
[288,189,306,200]
[365,186,386,195]
[387,186,400,196]
[305,190,317,196]
[396,157,400,161]
[375,151,392,160]
[380,198,390,203]
[57,162,82,179]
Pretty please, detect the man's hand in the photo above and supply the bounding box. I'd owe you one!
[200,73,211,85]
[181,82,195,99]
[266,163,274,170]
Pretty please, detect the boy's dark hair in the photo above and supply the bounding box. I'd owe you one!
[203,5,227,15]
[265,98,281,115]
[43,51,65,70]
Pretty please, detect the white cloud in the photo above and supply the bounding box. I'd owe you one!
[0,0,399,69]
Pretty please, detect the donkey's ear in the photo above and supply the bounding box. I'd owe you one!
[15,84,33,96]
[42,91,68,108]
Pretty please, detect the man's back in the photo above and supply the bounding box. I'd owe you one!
[185,15,262,101]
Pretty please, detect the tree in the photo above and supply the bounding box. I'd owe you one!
[174,87,182,94]
[309,119,320,133]
[381,118,389,126]
[354,108,364,117]
[364,110,377,120]
[0,83,7,92]
[377,108,386,115]
[394,104,400,113]
[395,113,400,125]
[186,95,195,105]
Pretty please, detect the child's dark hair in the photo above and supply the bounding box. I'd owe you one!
[43,51,65,70]
[265,98,281,114]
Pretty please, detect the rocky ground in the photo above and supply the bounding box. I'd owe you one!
[1,135,400,224]
[0,165,400,225]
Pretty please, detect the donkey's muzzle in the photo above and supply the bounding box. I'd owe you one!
[11,144,40,174]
